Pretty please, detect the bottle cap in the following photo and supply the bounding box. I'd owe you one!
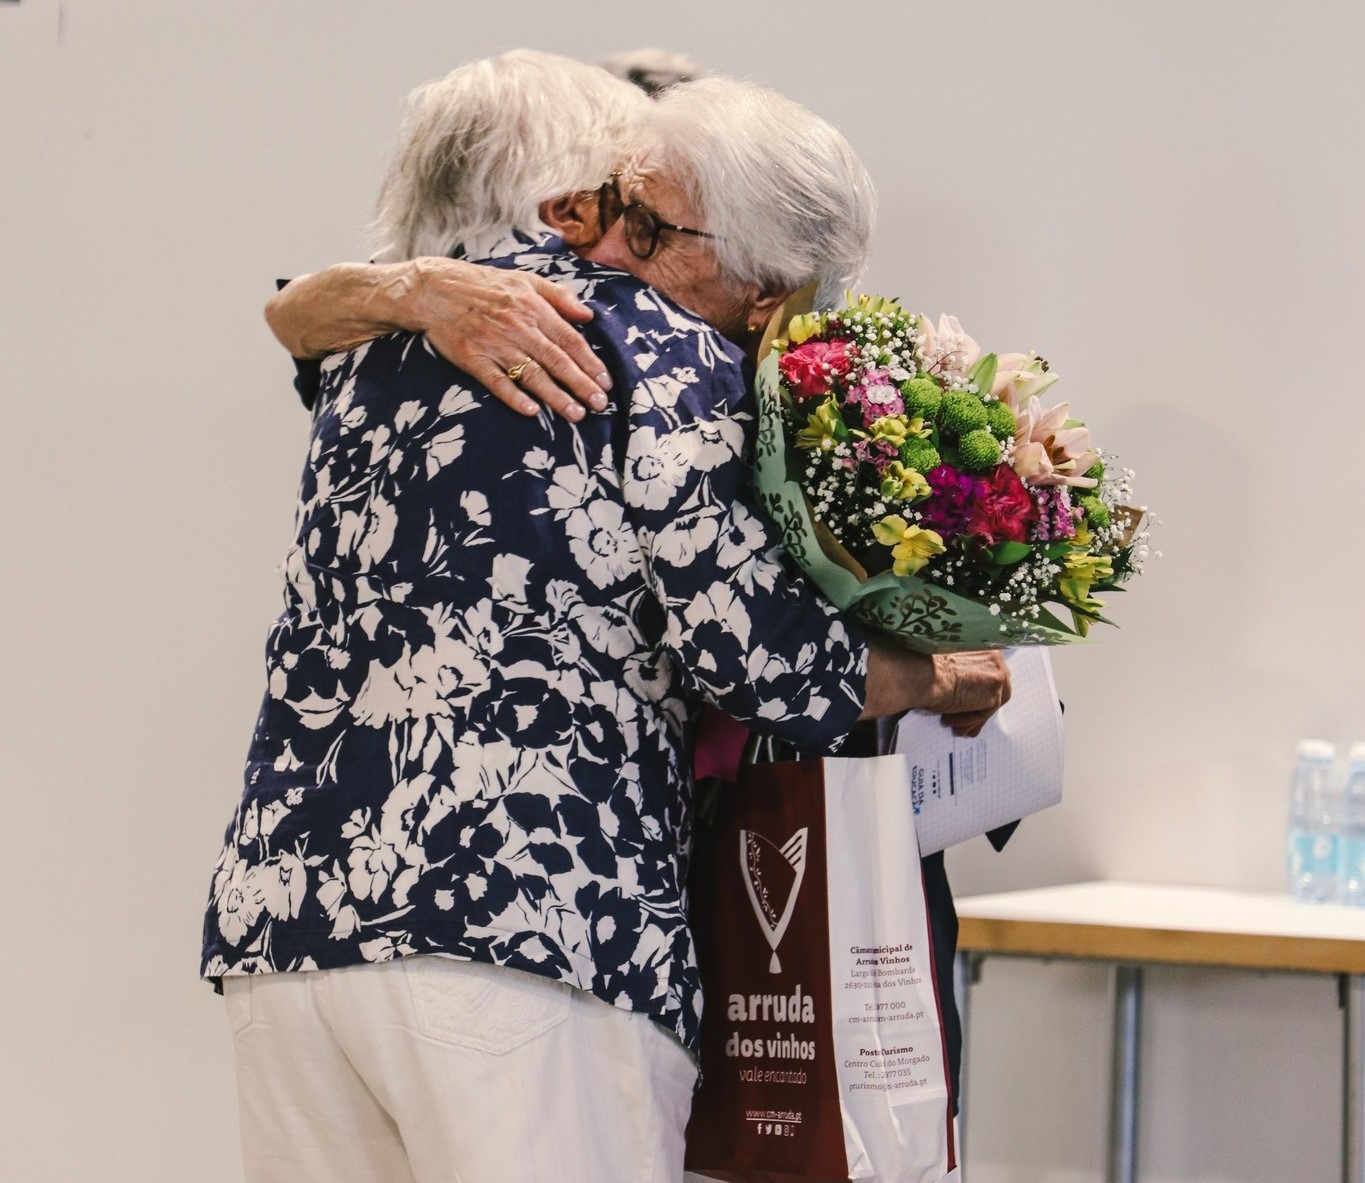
[1349,742,1365,765]
[1296,739,1336,761]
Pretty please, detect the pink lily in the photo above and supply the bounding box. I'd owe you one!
[919,314,981,381]
[990,351,1060,411]
[1011,397,1099,488]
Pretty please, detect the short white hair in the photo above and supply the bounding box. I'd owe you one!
[370,50,648,262]
[643,78,875,308]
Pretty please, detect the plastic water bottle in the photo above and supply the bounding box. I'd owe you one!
[1286,739,1339,902]
[1338,745,1365,906]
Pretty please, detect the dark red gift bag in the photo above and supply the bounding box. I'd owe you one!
[685,756,956,1183]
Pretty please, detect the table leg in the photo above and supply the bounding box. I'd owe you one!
[1344,974,1365,1183]
[1107,965,1142,1183]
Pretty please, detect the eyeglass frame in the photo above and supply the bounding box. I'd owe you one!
[595,172,719,260]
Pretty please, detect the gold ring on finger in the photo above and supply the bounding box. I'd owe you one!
[506,357,535,383]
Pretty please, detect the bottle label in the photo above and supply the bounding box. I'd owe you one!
[1289,830,1339,880]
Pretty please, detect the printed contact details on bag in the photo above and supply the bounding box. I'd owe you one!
[832,938,939,1097]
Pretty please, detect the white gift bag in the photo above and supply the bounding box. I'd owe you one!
[685,755,955,1183]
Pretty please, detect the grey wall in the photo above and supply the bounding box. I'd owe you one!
[3,1,1361,1179]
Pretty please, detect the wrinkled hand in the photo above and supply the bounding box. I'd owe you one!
[412,258,612,422]
[929,651,1011,737]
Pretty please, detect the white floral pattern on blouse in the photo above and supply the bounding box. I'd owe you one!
[201,235,868,1051]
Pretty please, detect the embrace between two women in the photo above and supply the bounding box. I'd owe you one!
[204,49,1008,1183]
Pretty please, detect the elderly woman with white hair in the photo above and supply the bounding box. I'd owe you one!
[206,50,1009,1183]
[264,49,638,418]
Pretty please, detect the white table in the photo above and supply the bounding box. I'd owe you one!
[953,881,1365,1183]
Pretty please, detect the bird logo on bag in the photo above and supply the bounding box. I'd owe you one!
[739,828,807,973]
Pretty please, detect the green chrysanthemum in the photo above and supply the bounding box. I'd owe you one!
[899,437,941,473]
[984,399,1019,440]
[1080,495,1111,530]
[957,429,1002,474]
[1084,458,1105,483]
[939,391,988,438]
[899,376,942,420]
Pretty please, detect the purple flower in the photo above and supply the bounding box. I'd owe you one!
[918,465,986,539]
[1031,485,1077,542]
[852,437,900,473]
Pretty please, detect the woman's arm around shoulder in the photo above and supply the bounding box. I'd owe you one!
[265,258,612,420]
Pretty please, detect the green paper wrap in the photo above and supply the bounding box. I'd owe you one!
[751,352,1089,654]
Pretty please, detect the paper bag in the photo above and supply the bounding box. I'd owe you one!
[685,756,955,1183]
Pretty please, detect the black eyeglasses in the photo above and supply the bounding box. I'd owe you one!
[596,174,718,260]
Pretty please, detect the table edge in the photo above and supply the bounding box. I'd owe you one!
[957,915,1365,974]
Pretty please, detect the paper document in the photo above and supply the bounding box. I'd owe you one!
[894,648,1064,856]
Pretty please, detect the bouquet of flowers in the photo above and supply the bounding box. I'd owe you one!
[753,292,1150,652]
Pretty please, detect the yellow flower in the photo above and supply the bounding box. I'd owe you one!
[872,515,945,576]
[868,414,929,448]
[787,312,825,345]
[795,400,845,451]
[1058,549,1113,633]
[879,462,930,502]
[847,292,902,318]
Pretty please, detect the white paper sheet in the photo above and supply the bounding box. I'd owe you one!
[894,648,1065,856]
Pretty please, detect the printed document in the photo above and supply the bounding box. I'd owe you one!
[894,648,1064,855]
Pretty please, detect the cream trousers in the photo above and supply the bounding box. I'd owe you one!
[224,956,698,1183]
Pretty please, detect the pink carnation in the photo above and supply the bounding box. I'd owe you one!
[778,338,856,400]
[968,465,1039,545]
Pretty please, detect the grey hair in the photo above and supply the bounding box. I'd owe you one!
[642,78,875,308]
[598,47,704,96]
[369,50,648,262]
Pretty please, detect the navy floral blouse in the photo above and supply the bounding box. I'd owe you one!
[201,234,868,1051]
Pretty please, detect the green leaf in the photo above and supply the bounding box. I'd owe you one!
[1032,605,1080,635]
[988,541,1033,566]
[1109,546,1136,577]
[1063,602,1116,628]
